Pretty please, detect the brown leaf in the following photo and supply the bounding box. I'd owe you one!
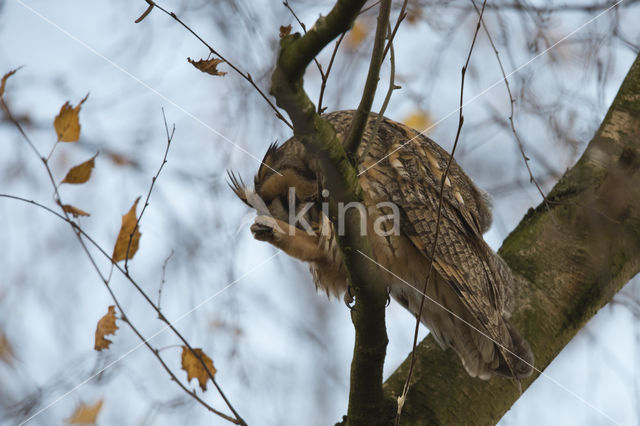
[61,153,97,184]
[105,151,137,167]
[279,24,292,38]
[0,329,15,366]
[403,110,433,133]
[67,399,103,424]
[53,93,89,142]
[187,57,227,77]
[181,346,216,391]
[346,20,368,49]
[62,204,90,218]
[94,306,118,351]
[111,197,142,263]
[0,68,19,98]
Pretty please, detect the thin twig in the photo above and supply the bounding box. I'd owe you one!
[469,0,551,208]
[360,0,383,15]
[317,32,346,114]
[0,193,239,425]
[1,96,246,425]
[395,2,487,424]
[381,0,408,60]
[158,249,175,311]
[141,0,292,129]
[124,108,173,272]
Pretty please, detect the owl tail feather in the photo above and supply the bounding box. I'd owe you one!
[453,318,533,380]
[492,321,534,379]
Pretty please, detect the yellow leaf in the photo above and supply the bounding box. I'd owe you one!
[279,24,292,38]
[0,329,15,366]
[181,346,216,391]
[67,399,103,425]
[94,305,118,351]
[61,153,97,184]
[61,204,90,218]
[346,20,368,49]
[187,57,227,77]
[403,110,433,133]
[0,68,20,98]
[111,197,142,263]
[53,93,89,142]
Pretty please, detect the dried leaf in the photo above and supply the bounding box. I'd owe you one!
[94,305,118,351]
[187,57,227,77]
[67,399,103,424]
[105,151,137,167]
[135,4,154,23]
[112,197,142,263]
[0,68,19,98]
[279,24,292,38]
[54,93,89,142]
[406,5,422,24]
[61,153,97,184]
[181,346,216,391]
[346,20,368,49]
[0,329,15,366]
[403,110,433,133]
[61,204,90,218]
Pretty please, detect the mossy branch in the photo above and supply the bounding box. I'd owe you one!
[381,53,640,425]
[270,1,393,424]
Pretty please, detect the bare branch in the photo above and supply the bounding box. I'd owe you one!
[343,0,393,156]
[395,1,487,423]
[140,0,292,129]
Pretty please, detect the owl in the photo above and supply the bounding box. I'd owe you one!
[229,110,533,379]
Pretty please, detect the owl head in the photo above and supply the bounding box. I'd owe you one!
[228,138,322,228]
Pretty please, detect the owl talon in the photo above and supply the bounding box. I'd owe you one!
[250,222,275,241]
[344,285,355,309]
[385,286,391,307]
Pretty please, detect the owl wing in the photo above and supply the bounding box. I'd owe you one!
[361,119,512,355]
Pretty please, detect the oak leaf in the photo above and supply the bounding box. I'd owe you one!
[54,94,89,142]
[279,24,292,38]
[181,346,216,391]
[112,197,142,263]
[94,305,118,351]
[61,153,97,184]
[62,204,90,218]
[67,399,103,424]
[187,57,227,76]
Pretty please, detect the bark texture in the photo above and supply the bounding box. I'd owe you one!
[382,53,640,425]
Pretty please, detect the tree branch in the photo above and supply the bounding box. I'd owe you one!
[270,1,393,424]
[343,0,392,156]
[381,53,640,425]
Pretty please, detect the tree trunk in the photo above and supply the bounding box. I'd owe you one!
[382,53,640,425]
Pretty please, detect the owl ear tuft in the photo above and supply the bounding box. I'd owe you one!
[227,169,251,207]
[257,140,279,181]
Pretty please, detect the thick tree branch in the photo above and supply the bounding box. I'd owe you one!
[270,1,392,424]
[382,53,640,425]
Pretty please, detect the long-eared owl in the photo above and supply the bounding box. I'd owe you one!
[229,110,533,379]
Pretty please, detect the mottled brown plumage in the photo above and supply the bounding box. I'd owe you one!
[230,110,533,379]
